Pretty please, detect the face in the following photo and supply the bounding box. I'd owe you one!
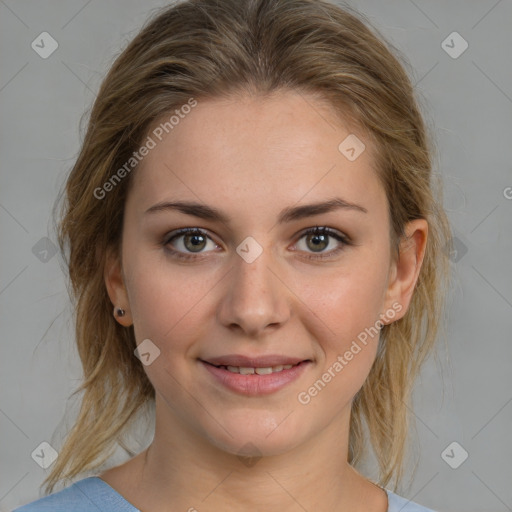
[106,90,425,459]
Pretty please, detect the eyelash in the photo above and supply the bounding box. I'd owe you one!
[162,226,351,261]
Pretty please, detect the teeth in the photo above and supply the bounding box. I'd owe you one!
[255,367,273,375]
[221,363,298,374]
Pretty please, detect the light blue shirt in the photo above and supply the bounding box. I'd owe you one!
[13,476,437,511]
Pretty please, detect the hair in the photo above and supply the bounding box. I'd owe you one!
[47,0,451,495]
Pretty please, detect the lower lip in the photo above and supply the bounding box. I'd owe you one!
[200,360,311,396]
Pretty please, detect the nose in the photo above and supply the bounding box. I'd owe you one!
[216,245,291,338]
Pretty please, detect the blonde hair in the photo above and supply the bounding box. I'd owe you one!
[48,0,451,495]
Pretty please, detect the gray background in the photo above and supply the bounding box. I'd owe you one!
[1,1,511,511]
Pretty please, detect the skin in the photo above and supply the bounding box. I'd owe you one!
[102,90,427,512]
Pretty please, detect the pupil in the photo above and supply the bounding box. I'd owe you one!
[309,233,327,252]
[186,234,205,252]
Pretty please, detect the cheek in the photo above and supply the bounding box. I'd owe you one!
[295,267,387,411]
[300,250,390,352]
[125,252,219,350]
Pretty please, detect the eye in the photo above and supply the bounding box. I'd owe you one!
[293,226,350,259]
[162,226,350,261]
[163,228,219,259]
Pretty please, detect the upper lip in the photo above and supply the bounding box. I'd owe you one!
[201,354,310,368]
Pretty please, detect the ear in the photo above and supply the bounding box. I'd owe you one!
[104,246,132,326]
[382,218,428,323]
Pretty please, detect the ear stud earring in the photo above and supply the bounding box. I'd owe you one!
[114,307,126,318]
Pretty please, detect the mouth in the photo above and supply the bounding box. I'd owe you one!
[199,355,312,396]
[205,362,300,375]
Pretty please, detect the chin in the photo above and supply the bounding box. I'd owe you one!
[199,408,310,460]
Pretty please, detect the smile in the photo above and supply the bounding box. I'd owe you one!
[212,363,298,375]
[200,359,311,396]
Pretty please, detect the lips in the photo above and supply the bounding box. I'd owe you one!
[214,363,299,375]
[202,354,308,368]
[199,354,312,395]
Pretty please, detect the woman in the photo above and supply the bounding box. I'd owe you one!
[14,0,450,510]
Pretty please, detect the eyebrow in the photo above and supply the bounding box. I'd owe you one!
[144,197,367,224]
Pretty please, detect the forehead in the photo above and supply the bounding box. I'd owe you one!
[128,90,385,219]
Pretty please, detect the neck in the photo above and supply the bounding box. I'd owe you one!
[121,399,387,512]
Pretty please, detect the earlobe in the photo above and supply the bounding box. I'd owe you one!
[383,219,428,322]
[104,247,132,326]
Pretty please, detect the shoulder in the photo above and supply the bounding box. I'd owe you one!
[386,489,437,512]
[12,476,139,512]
